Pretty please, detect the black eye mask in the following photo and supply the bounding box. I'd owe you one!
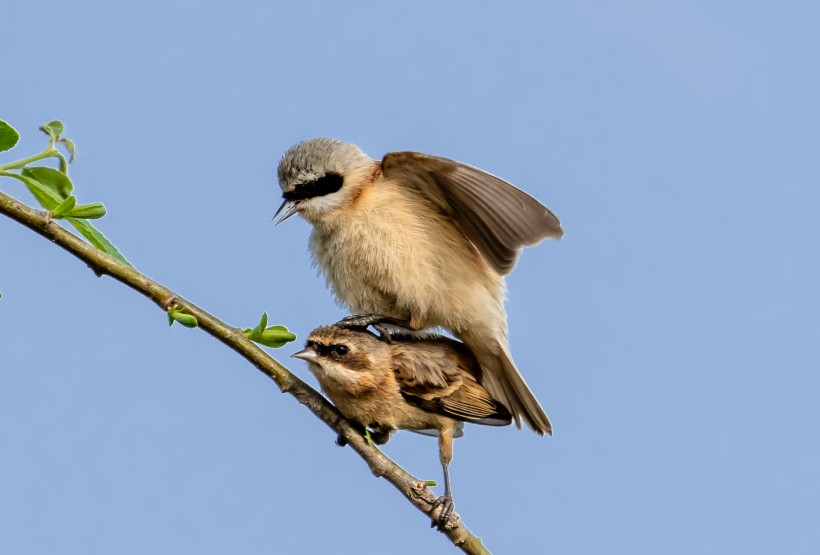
[283,172,344,201]
[307,340,350,358]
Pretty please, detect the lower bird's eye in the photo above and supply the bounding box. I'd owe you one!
[334,345,349,356]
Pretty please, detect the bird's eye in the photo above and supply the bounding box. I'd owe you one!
[283,173,343,202]
[334,345,349,356]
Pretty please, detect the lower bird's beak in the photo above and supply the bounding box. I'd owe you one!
[273,200,302,225]
[291,346,319,364]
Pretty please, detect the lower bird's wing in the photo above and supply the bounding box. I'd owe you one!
[391,340,512,426]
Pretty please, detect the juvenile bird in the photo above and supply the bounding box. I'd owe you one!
[276,138,563,435]
[292,323,512,528]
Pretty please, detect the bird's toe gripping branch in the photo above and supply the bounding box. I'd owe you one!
[409,481,459,532]
[430,494,457,531]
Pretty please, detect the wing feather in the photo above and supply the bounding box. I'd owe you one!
[382,151,563,275]
[391,337,512,426]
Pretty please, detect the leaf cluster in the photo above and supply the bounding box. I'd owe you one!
[0,119,129,265]
[2,119,296,349]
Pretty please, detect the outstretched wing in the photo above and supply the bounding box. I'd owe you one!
[381,151,563,275]
[391,337,512,426]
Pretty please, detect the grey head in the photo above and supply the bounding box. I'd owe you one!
[274,138,372,224]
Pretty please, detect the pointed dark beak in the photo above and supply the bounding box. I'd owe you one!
[273,199,302,225]
[291,346,319,363]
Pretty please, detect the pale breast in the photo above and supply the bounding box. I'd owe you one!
[309,180,504,329]
[322,373,442,431]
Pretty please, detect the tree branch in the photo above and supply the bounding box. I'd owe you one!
[0,189,492,555]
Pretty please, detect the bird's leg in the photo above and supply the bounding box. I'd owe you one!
[430,463,455,530]
[430,427,456,530]
[335,314,414,343]
[336,313,413,330]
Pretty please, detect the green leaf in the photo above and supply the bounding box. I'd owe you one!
[256,327,296,348]
[59,138,76,162]
[244,312,267,339]
[40,120,64,138]
[66,217,133,267]
[242,317,296,348]
[8,172,64,209]
[0,120,20,152]
[68,202,106,219]
[168,308,198,328]
[1,171,130,266]
[51,195,77,218]
[22,166,73,198]
[2,171,131,266]
[247,312,268,337]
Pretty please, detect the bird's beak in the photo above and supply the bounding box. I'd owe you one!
[273,199,302,225]
[291,346,319,363]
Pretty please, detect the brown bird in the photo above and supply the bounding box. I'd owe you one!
[292,323,512,529]
[276,138,563,435]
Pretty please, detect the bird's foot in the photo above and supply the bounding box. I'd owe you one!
[368,426,392,445]
[336,423,391,448]
[336,421,368,447]
[335,431,349,447]
[335,314,412,343]
[430,494,456,530]
[372,323,393,344]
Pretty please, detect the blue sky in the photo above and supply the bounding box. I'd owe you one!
[2,2,818,553]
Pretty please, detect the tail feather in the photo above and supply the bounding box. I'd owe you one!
[472,344,552,436]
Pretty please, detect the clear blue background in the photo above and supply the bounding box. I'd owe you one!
[2,2,818,553]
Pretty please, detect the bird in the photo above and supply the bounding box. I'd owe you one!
[291,323,512,529]
[275,138,563,435]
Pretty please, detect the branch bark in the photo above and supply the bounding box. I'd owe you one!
[0,189,492,555]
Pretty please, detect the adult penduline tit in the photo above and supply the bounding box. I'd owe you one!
[291,323,512,529]
[275,138,563,435]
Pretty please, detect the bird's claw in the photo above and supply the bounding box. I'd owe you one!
[430,494,456,530]
[373,323,392,343]
[336,314,376,329]
[335,314,412,343]
[368,427,392,445]
[335,431,348,447]
[336,425,391,448]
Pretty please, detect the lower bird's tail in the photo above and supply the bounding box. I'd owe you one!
[467,338,552,435]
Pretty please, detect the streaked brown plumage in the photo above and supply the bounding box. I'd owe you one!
[276,138,562,435]
[292,323,511,528]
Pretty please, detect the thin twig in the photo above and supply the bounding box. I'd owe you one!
[0,189,492,555]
